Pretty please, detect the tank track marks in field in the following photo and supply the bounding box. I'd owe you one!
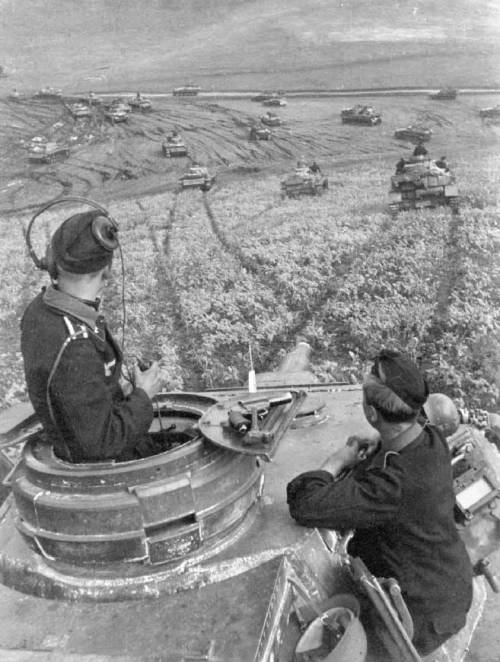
[147,191,205,389]
[431,213,466,327]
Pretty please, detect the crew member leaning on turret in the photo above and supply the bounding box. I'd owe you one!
[21,211,166,463]
[287,349,473,656]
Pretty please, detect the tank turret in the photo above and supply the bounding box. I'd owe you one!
[0,344,498,661]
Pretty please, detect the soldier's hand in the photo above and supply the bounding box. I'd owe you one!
[134,361,166,400]
[346,435,379,461]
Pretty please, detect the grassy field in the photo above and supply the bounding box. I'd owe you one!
[2,147,499,411]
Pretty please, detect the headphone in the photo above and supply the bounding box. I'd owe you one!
[25,197,119,276]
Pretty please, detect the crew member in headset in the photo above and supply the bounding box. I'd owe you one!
[21,210,165,463]
[287,349,473,656]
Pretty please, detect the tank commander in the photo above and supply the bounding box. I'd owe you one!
[435,155,449,172]
[21,211,165,463]
[395,157,406,174]
[287,349,473,656]
[308,160,322,175]
[412,141,428,158]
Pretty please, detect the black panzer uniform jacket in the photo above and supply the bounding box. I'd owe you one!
[21,286,153,462]
[287,426,473,643]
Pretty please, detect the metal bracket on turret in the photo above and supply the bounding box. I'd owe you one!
[198,390,307,461]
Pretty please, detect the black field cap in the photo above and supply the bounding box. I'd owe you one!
[51,210,115,274]
[371,349,429,410]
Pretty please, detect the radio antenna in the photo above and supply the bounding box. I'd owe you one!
[248,342,256,393]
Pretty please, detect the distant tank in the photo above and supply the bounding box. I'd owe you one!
[429,87,458,100]
[249,126,271,141]
[262,97,287,107]
[341,105,382,125]
[162,132,188,157]
[389,156,459,217]
[261,111,282,127]
[104,99,130,123]
[479,105,500,122]
[179,165,215,191]
[394,125,432,143]
[27,137,70,164]
[129,94,153,112]
[35,86,62,100]
[281,166,328,198]
[68,102,91,119]
[173,83,201,97]
[0,341,498,661]
[251,90,285,102]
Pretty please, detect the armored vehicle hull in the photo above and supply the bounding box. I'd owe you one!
[249,126,271,141]
[281,172,328,198]
[429,88,458,100]
[394,126,432,143]
[129,97,153,112]
[68,102,91,119]
[173,85,201,97]
[341,105,382,125]
[0,343,497,662]
[389,158,459,217]
[479,105,500,122]
[162,137,188,157]
[261,113,282,127]
[262,97,287,107]
[179,168,215,191]
[28,141,70,164]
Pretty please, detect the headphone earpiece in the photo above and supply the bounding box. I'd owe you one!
[92,215,119,251]
[26,197,119,272]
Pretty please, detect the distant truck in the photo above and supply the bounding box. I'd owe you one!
[341,104,382,125]
[394,125,432,143]
[173,83,201,97]
[179,165,215,191]
[28,137,70,164]
[429,87,458,100]
[389,156,458,217]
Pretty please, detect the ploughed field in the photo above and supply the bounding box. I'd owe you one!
[1,92,500,414]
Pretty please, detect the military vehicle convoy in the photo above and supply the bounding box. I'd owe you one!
[389,156,459,217]
[341,104,382,125]
[429,87,458,100]
[27,136,70,164]
[281,165,328,198]
[0,342,498,661]
[179,164,215,191]
[394,125,432,143]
